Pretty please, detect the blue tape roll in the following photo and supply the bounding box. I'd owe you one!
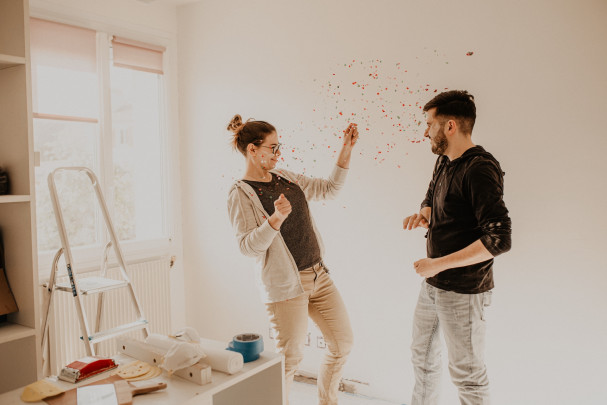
[226,333,264,363]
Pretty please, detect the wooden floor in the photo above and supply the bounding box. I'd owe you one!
[289,381,402,405]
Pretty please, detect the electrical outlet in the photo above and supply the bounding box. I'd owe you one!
[304,332,311,346]
[269,327,276,339]
[316,335,326,349]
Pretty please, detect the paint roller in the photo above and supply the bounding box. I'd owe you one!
[145,334,205,373]
[146,332,244,375]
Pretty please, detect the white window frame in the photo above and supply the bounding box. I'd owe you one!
[31,10,177,281]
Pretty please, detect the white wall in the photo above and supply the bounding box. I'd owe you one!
[177,0,607,403]
[29,0,187,330]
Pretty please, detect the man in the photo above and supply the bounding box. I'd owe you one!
[403,90,511,404]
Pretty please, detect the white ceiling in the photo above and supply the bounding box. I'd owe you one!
[134,0,199,6]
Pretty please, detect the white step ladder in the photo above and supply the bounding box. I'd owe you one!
[41,167,149,357]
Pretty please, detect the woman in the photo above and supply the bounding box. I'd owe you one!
[227,114,358,405]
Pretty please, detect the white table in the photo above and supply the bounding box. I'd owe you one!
[0,338,285,405]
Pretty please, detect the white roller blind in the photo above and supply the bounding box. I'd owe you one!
[112,36,165,75]
[30,18,96,72]
[30,18,98,120]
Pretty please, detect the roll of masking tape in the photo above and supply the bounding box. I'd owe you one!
[226,333,264,363]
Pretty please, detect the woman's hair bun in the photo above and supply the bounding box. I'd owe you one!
[228,116,277,156]
[227,114,243,133]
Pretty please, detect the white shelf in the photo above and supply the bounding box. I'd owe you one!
[0,54,26,70]
[0,195,30,204]
[0,322,36,345]
[0,0,41,394]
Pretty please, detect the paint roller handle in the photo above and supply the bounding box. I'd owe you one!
[131,381,167,396]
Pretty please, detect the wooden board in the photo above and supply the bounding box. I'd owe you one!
[44,375,123,405]
[42,376,166,405]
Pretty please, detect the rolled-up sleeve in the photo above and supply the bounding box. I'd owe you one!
[288,165,348,201]
[227,187,279,258]
[467,161,512,256]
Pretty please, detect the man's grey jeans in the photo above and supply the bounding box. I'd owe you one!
[411,280,492,405]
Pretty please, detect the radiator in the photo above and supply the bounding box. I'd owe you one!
[41,256,172,376]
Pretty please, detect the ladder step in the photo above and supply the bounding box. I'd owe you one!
[56,276,129,295]
[83,319,149,343]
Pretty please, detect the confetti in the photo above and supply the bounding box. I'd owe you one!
[278,56,448,175]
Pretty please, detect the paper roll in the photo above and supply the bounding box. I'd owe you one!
[201,347,243,375]
[172,326,201,343]
[145,334,206,373]
[145,334,177,351]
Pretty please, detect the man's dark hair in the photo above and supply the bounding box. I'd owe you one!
[423,90,476,134]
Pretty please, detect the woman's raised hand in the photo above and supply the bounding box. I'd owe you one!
[343,123,359,149]
[336,123,358,169]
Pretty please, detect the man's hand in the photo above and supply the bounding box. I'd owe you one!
[403,209,430,230]
[414,240,494,279]
[413,258,443,278]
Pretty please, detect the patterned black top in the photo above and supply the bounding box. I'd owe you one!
[421,146,512,294]
[243,173,321,270]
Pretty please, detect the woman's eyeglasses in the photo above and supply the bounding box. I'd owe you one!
[259,143,282,154]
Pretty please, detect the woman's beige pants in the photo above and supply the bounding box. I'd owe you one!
[266,263,353,405]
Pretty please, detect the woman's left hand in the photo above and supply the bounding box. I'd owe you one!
[336,123,358,169]
[342,123,359,149]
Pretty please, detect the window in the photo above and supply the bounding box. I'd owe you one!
[30,18,169,269]
[110,37,166,242]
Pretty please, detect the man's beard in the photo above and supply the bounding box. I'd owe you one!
[431,129,448,155]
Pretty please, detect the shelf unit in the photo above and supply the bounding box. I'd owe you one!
[0,0,42,394]
[0,195,31,204]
